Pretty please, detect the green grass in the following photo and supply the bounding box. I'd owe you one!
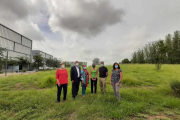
[0,64,180,120]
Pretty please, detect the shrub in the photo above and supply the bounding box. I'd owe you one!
[39,76,56,88]
[170,80,180,95]
[22,68,27,73]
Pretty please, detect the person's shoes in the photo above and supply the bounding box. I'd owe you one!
[82,95,85,97]
[73,97,75,100]
[64,100,67,102]
[57,102,60,105]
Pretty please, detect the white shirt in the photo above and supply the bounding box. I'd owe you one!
[75,66,80,77]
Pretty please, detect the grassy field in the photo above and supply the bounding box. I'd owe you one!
[0,64,180,120]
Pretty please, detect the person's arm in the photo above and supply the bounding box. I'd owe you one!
[119,72,123,83]
[90,69,92,78]
[117,71,123,86]
[81,70,84,83]
[66,69,69,84]
[56,70,60,86]
[96,69,98,78]
[70,67,74,82]
[106,68,108,77]
[110,72,112,85]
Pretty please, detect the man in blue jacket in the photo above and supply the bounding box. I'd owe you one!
[71,61,81,100]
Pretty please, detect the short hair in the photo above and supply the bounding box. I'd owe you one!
[92,63,96,66]
[60,62,65,65]
[113,62,120,70]
[82,64,86,67]
[100,61,104,64]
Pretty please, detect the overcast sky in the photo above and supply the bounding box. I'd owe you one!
[0,0,180,65]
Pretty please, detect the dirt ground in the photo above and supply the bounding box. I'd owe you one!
[0,71,36,78]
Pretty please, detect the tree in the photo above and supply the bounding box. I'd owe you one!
[155,40,167,70]
[137,49,145,64]
[52,58,61,68]
[172,31,180,63]
[92,58,100,65]
[45,58,53,68]
[65,61,71,68]
[144,44,150,63]
[122,58,130,64]
[165,34,173,64]
[32,54,44,70]
[131,52,137,63]
[16,57,31,68]
[157,40,167,64]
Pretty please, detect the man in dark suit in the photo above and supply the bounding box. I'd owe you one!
[71,61,82,100]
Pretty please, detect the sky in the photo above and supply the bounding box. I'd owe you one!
[0,0,180,65]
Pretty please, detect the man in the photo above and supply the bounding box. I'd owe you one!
[99,61,108,94]
[71,61,81,100]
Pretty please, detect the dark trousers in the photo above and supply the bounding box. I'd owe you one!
[91,78,97,93]
[57,84,67,102]
[72,81,80,98]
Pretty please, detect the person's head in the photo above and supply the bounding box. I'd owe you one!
[60,62,65,69]
[82,64,86,69]
[100,61,104,67]
[113,62,120,70]
[75,61,79,66]
[92,63,96,68]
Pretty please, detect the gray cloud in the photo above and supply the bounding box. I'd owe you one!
[48,0,125,37]
[0,0,34,19]
[0,0,47,41]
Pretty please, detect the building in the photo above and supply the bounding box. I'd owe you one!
[32,50,53,69]
[0,23,32,72]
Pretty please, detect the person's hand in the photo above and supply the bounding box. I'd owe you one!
[82,81,84,84]
[110,82,112,85]
[72,80,74,83]
[58,82,61,86]
[117,83,120,86]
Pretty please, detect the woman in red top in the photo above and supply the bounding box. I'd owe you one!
[56,62,68,104]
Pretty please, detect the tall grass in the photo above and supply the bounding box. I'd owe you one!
[0,64,180,119]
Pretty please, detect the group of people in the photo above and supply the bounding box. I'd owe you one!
[55,61,123,104]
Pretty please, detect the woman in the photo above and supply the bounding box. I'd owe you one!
[90,63,98,94]
[56,62,68,104]
[110,62,123,101]
[81,64,89,97]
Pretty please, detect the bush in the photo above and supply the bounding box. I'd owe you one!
[170,80,180,95]
[39,76,56,88]
[22,68,27,73]
[0,70,3,74]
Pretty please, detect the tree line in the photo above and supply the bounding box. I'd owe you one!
[122,31,180,65]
